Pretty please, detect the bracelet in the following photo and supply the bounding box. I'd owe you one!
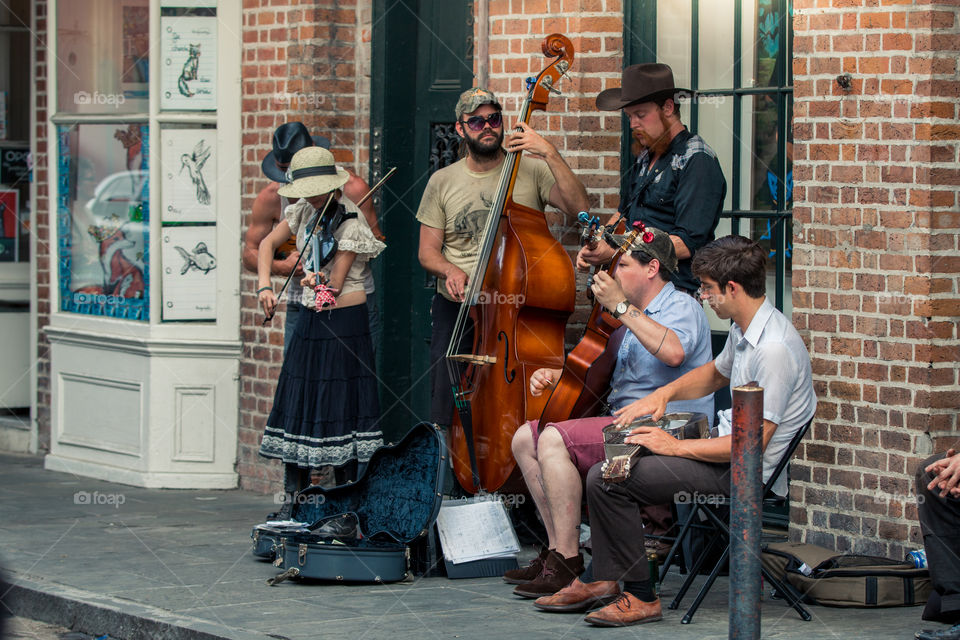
[652,327,668,356]
[256,286,273,294]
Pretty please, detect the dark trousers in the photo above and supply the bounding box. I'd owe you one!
[586,455,730,583]
[428,294,473,428]
[916,452,960,623]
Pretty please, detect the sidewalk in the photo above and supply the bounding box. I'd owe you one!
[0,451,934,639]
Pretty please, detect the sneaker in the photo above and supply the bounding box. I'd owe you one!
[916,623,960,640]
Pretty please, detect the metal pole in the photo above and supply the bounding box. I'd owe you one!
[730,382,764,640]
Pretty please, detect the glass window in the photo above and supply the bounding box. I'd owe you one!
[641,0,794,319]
[56,0,149,114]
[1,0,32,263]
[57,123,149,320]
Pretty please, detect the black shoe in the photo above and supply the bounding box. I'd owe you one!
[310,513,361,542]
[917,623,960,640]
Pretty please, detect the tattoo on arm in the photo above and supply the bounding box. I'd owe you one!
[628,309,641,318]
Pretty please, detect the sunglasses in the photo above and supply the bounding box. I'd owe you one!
[460,111,503,132]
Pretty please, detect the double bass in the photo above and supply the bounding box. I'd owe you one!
[446,34,577,494]
[536,220,648,426]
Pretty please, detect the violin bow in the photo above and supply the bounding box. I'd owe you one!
[262,191,336,325]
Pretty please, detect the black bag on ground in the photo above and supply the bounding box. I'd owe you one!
[761,541,932,607]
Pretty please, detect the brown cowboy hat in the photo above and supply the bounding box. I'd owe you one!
[595,63,692,111]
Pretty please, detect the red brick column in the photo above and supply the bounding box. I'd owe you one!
[237,0,371,492]
[791,1,960,556]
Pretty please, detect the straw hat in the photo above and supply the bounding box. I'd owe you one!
[276,147,350,198]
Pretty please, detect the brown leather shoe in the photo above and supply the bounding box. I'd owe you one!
[584,593,663,627]
[533,578,622,612]
[503,547,549,585]
[513,551,584,599]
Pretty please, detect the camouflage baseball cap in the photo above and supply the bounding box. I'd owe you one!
[609,225,678,274]
[455,87,502,118]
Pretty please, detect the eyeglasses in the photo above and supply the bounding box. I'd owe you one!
[460,112,503,132]
[696,282,722,298]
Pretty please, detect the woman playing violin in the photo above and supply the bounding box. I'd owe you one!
[256,146,385,519]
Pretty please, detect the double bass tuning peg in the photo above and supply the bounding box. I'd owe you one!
[525,75,563,95]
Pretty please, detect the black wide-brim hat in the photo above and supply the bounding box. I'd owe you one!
[596,63,692,111]
[261,122,332,183]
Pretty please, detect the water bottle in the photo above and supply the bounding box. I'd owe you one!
[907,549,927,569]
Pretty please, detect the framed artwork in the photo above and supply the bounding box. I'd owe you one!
[161,128,217,223]
[0,189,18,262]
[160,14,217,110]
[161,225,217,321]
[57,123,150,320]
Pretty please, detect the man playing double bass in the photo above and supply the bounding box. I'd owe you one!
[416,87,590,431]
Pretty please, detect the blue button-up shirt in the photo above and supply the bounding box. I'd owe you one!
[714,299,817,497]
[607,282,714,425]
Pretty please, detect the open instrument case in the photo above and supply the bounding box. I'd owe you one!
[254,422,445,584]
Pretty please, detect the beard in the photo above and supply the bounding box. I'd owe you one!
[464,128,504,160]
[634,111,674,156]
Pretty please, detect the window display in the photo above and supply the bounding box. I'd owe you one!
[57,123,150,319]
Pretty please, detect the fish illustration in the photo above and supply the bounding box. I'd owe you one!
[174,241,217,274]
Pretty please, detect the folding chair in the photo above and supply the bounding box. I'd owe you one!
[657,419,814,624]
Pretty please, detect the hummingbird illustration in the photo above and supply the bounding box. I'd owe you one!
[179,139,212,205]
[174,241,217,274]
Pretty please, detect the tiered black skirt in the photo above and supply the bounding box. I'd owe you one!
[259,303,383,468]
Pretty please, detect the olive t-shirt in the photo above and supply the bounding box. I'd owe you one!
[416,155,555,301]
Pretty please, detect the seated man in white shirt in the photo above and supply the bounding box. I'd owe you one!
[544,235,816,627]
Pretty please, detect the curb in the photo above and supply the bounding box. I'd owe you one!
[5,572,275,640]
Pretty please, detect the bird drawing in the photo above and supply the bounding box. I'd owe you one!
[179,139,212,205]
[174,241,217,275]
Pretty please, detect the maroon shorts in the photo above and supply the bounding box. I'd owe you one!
[528,416,613,478]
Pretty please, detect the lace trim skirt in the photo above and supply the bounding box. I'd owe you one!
[260,303,383,468]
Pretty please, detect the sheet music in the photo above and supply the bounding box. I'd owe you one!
[435,498,520,564]
[161,129,216,223]
[160,15,217,110]
[161,226,217,320]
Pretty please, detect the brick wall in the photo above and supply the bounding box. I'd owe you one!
[790,0,960,557]
[34,0,51,452]
[237,0,372,493]
[485,1,626,343]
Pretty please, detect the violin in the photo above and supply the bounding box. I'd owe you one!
[446,34,577,493]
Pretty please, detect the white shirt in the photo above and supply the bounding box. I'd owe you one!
[714,298,816,497]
